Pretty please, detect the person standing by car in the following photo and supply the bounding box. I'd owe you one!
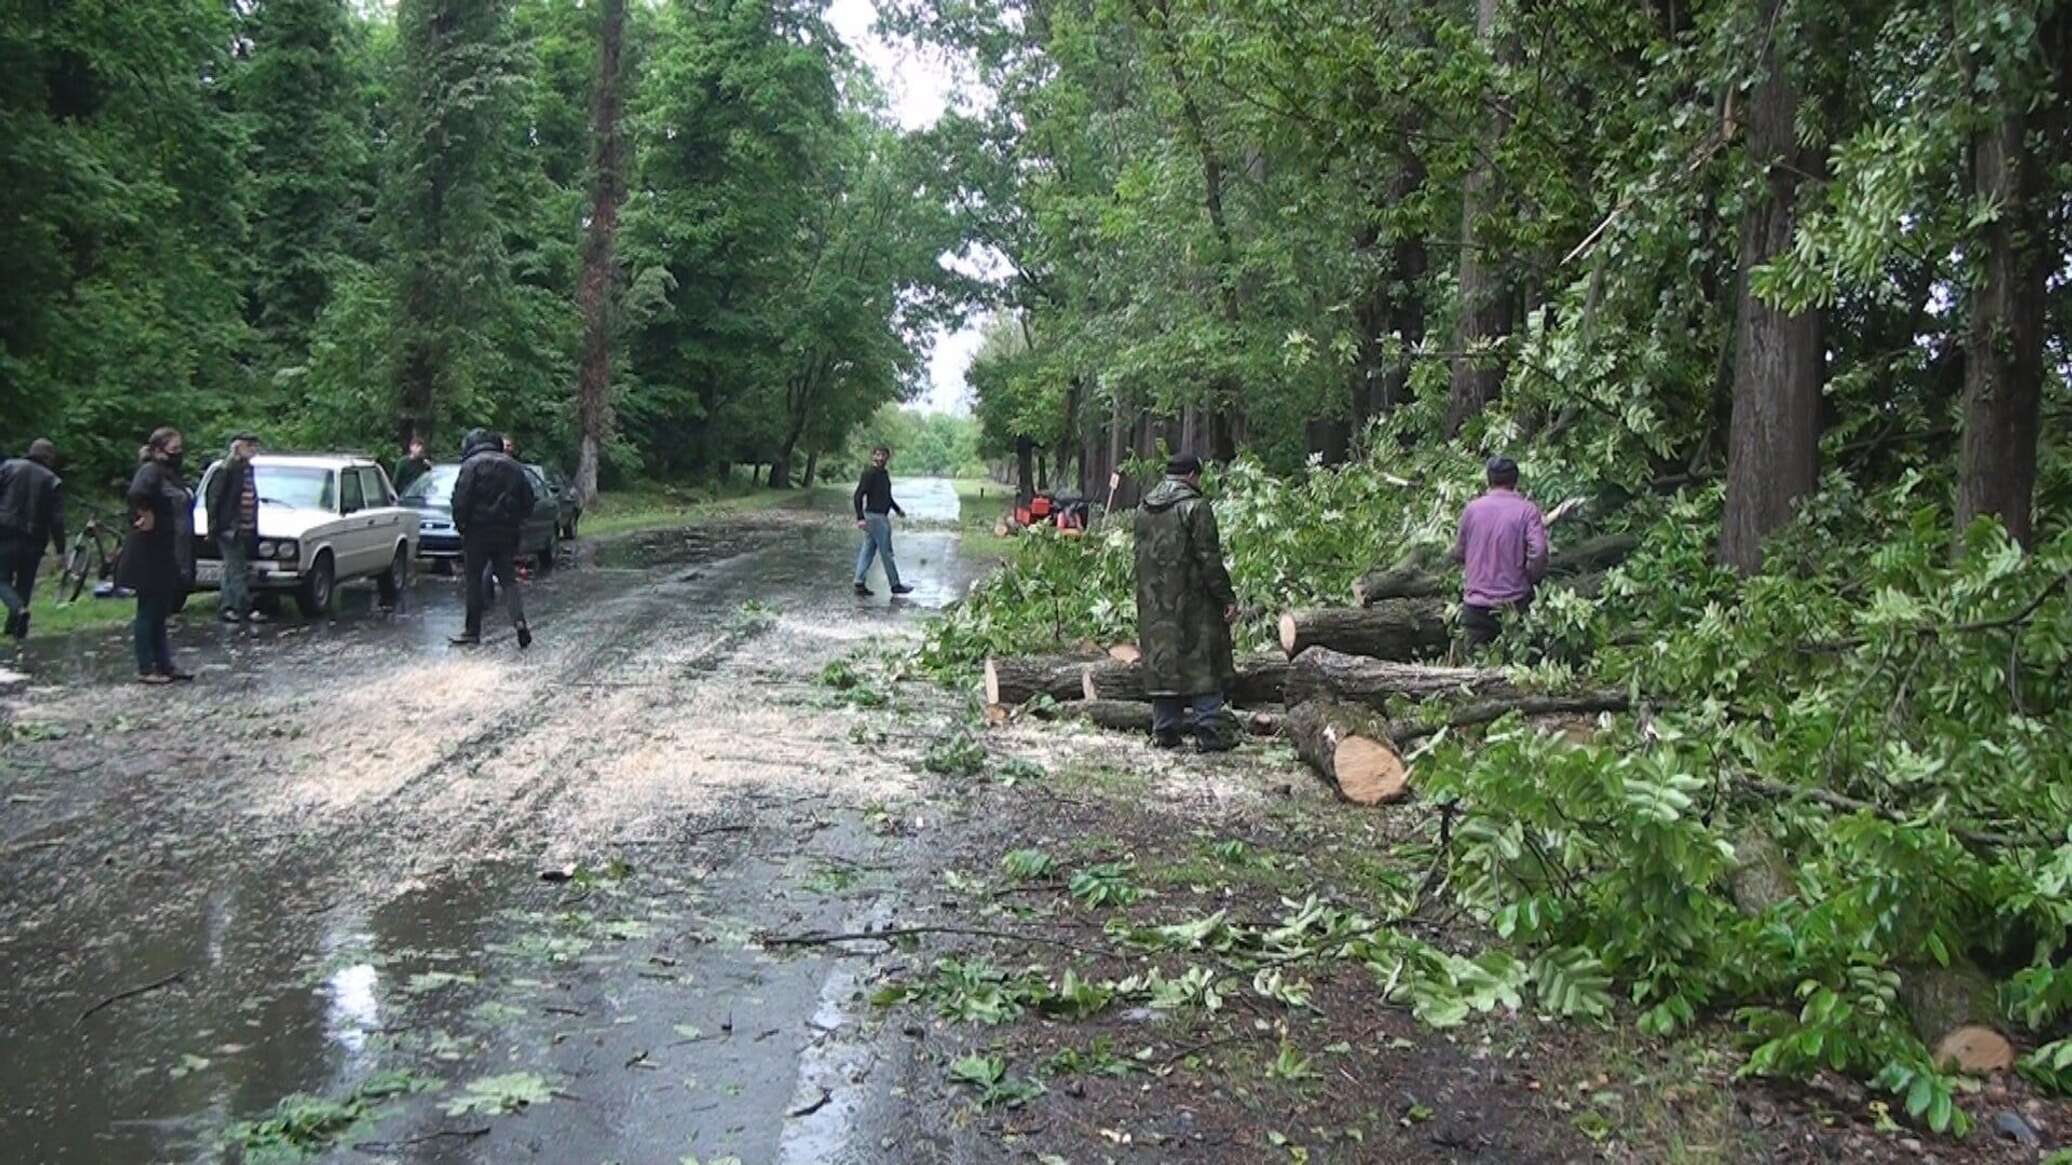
[205,433,264,623]
[852,445,912,597]
[450,428,535,649]
[1133,453,1240,751]
[121,428,194,683]
[394,437,432,494]
[0,438,67,640]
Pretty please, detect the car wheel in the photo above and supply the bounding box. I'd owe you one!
[536,532,558,575]
[295,553,336,618]
[377,544,408,607]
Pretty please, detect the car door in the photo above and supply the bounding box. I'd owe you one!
[359,466,408,564]
[523,468,553,553]
[336,466,375,577]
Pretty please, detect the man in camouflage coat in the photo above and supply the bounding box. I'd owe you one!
[1133,453,1240,751]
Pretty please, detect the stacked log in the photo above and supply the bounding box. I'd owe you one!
[1013,699,1282,738]
[1285,700,1410,804]
[1284,648,1518,711]
[1079,654,1289,707]
[1899,963,2017,1074]
[984,654,1097,706]
[1349,531,1638,607]
[1278,600,1449,660]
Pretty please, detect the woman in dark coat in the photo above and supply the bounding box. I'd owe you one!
[119,427,193,683]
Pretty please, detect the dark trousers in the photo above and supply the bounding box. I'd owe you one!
[463,538,525,636]
[218,533,251,615]
[1460,597,1532,649]
[134,591,176,675]
[1152,691,1231,746]
[0,537,38,629]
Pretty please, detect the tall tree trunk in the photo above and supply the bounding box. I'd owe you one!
[573,0,627,507]
[1718,0,1822,574]
[1015,436,1035,504]
[1954,15,2061,549]
[802,448,820,489]
[1444,0,1514,438]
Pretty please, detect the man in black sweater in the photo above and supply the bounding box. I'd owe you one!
[0,439,66,639]
[852,445,912,597]
[450,428,537,648]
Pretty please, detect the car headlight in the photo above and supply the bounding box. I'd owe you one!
[257,541,275,558]
[275,540,299,560]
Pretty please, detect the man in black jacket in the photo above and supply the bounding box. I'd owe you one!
[394,437,432,494]
[450,428,536,648]
[0,439,66,640]
[852,445,912,597]
[204,433,263,622]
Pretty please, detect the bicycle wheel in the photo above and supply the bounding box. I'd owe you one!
[59,538,92,604]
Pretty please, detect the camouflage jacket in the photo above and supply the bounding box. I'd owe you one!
[1133,477,1238,697]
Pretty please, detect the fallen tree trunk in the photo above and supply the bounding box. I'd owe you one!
[1349,532,1637,607]
[1080,654,1289,707]
[1286,699,1410,805]
[1384,691,1631,745]
[1899,963,2016,1074]
[1285,648,1518,711]
[1279,600,1450,660]
[1011,699,1282,737]
[985,654,1098,706]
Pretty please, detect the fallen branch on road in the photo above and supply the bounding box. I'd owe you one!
[77,969,187,1026]
[758,924,1126,961]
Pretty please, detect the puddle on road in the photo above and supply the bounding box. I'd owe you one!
[1,811,914,1165]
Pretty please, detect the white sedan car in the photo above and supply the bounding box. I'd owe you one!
[191,454,420,616]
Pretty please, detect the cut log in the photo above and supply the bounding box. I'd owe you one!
[1384,691,1631,745]
[1286,700,1410,805]
[1106,643,1142,663]
[1349,533,1636,607]
[1279,600,1449,660]
[1031,700,1281,738]
[984,654,1098,706]
[1285,648,1518,712]
[1080,654,1289,707]
[1725,829,1796,917]
[1900,963,2016,1074]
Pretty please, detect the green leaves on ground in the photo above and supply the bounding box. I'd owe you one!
[1069,862,1142,908]
[442,1072,553,1117]
[948,1055,1046,1109]
[226,1071,441,1160]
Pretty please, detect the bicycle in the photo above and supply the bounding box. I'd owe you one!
[57,511,125,605]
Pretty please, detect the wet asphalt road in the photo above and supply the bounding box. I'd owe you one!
[0,483,994,1164]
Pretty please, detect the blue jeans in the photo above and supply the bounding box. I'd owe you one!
[134,592,176,675]
[854,513,901,589]
[1152,691,1228,745]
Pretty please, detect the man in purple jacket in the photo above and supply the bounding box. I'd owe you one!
[1451,456,1548,649]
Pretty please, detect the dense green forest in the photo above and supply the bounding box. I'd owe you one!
[2,0,973,501]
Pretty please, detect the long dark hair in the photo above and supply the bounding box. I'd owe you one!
[145,427,182,458]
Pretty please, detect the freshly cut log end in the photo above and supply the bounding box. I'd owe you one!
[1278,611,1299,656]
[1286,699,1409,805]
[1107,643,1142,663]
[1934,1026,2016,1075]
[983,702,1013,726]
[1332,736,1410,805]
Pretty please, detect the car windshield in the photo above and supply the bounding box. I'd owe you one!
[402,465,460,504]
[255,466,335,511]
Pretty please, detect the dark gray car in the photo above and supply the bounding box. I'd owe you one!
[400,463,560,573]
[531,464,582,540]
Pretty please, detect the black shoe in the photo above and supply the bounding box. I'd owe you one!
[1152,733,1183,750]
[6,612,24,640]
[853,583,873,596]
[163,668,196,683]
[449,632,482,646]
[1193,736,1237,754]
[890,585,915,595]
[515,621,532,650]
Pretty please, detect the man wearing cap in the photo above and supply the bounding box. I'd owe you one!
[1133,453,1240,751]
[0,439,66,640]
[1451,456,1548,649]
[206,433,265,623]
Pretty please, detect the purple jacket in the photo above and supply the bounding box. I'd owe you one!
[1452,489,1548,608]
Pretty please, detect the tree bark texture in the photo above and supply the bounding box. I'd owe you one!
[572,0,628,507]
[1079,653,1289,707]
[1024,699,1282,737]
[1285,699,1410,805]
[1278,601,1450,660]
[1954,33,2056,549]
[1717,0,1822,574]
[1284,648,1519,711]
[985,653,1101,706]
[1444,0,1514,437]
